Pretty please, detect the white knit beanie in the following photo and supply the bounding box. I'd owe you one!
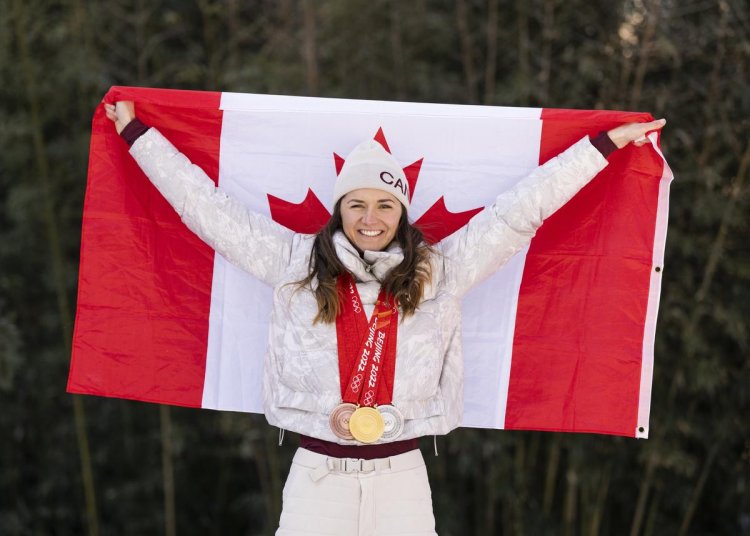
[332,140,410,209]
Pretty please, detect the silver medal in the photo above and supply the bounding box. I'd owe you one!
[377,404,404,441]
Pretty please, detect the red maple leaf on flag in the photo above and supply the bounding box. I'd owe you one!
[267,128,483,243]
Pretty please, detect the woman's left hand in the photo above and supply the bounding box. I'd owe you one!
[607,118,666,149]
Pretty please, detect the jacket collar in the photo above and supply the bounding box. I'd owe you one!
[333,231,404,283]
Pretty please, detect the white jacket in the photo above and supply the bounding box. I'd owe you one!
[130,128,609,444]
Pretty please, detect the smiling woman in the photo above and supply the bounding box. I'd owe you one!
[341,190,403,253]
[103,99,664,536]
[340,140,409,252]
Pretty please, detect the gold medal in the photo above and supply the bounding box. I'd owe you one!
[329,403,357,440]
[348,406,385,443]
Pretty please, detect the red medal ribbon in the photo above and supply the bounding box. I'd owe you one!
[335,273,398,407]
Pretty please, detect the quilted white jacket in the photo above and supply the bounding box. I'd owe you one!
[130,129,609,444]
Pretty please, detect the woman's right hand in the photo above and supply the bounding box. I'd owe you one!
[104,101,136,135]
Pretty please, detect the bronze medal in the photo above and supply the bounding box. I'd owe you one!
[349,406,385,443]
[377,404,404,441]
[329,402,357,440]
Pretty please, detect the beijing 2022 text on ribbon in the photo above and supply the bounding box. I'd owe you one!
[68,87,674,438]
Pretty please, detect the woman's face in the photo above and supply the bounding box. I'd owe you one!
[340,188,403,253]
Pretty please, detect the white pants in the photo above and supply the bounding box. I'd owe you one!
[276,448,438,536]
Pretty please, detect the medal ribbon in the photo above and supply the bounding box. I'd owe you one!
[335,273,398,407]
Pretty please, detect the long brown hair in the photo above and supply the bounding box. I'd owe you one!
[297,201,433,323]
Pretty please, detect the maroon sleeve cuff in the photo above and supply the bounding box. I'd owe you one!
[590,131,618,158]
[120,118,150,147]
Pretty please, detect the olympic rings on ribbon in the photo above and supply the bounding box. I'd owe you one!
[362,390,375,406]
[350,373,363,392]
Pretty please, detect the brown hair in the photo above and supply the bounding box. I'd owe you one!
[297,201,433,324]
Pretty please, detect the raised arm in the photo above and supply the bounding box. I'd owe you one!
[439,119,666,298]
[105,101,297,287]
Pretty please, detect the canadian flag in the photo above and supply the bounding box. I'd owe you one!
[68,87,672,438]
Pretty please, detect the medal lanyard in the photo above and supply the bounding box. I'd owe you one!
[335,273,398,407]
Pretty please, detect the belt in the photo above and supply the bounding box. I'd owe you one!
[292,448,424,482]
[310,457,392,481]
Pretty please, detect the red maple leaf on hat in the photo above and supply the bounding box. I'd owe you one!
[267,127,483,244]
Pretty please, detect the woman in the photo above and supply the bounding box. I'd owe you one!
[105,100,664,535]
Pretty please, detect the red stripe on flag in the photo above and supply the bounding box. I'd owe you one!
[505,108,664,436]
[67,87,222,407]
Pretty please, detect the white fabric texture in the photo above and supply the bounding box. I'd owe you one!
[277,448,437,536]
[129,129,608,444]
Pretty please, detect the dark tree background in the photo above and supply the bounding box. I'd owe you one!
[1,0,748,535]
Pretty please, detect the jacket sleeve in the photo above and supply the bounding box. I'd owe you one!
[129,128,296,287]
[439,135,609,298]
